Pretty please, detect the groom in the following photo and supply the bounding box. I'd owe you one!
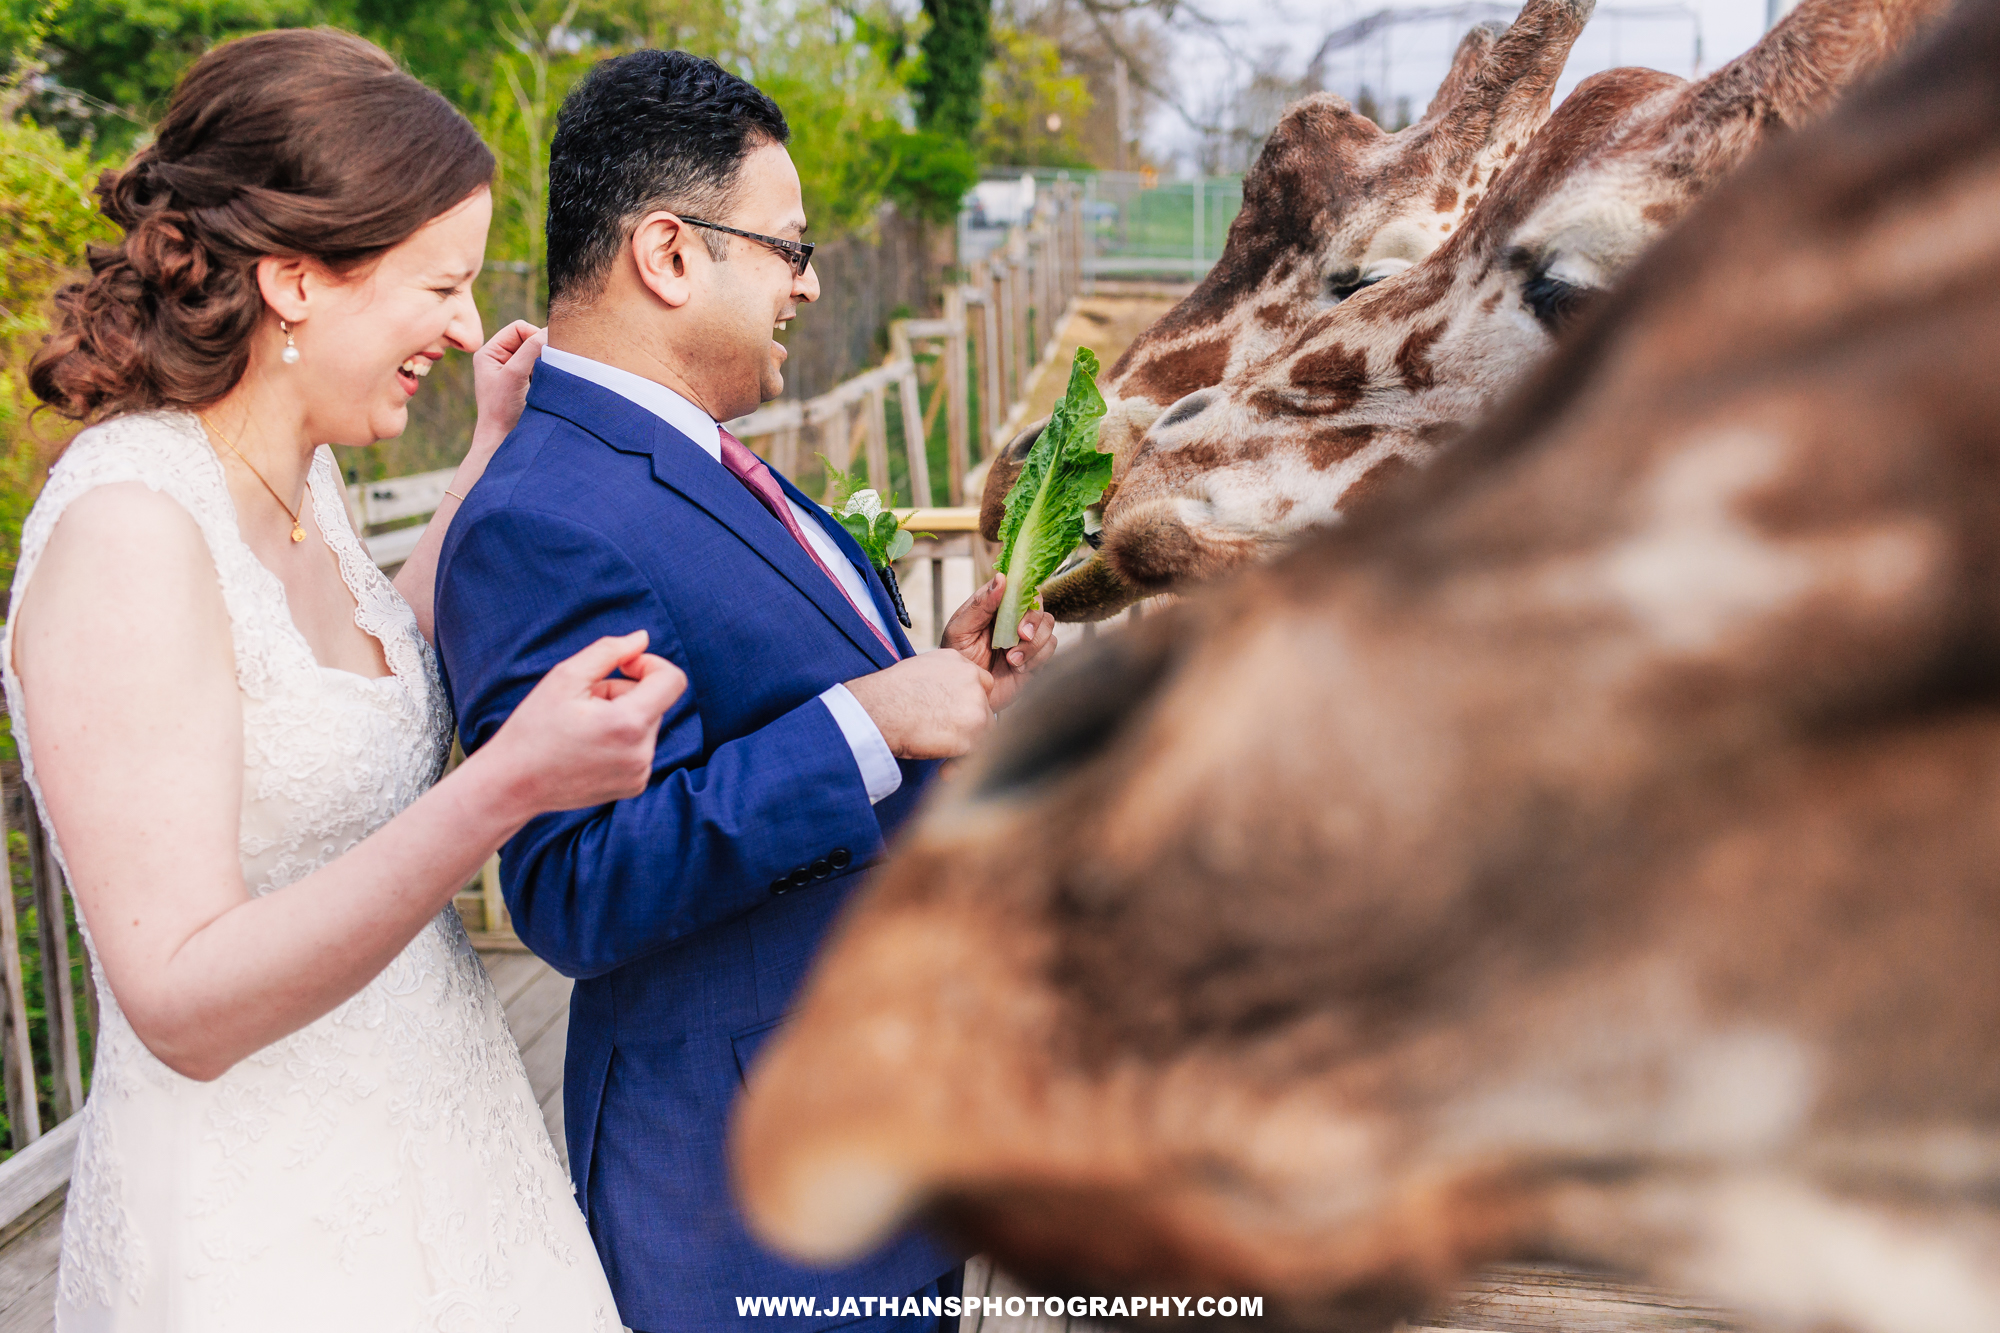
[434,50,1057,1333]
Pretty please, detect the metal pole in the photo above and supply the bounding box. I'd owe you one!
[1191,173,1204,270]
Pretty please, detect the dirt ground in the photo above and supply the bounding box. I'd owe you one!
[1019,283,1190,425]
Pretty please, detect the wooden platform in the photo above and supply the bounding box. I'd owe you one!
[0,951,1743,1332]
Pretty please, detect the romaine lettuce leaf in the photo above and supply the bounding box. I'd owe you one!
[992,348,1111,648]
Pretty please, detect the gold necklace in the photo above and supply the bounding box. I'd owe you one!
[200,413,306,543]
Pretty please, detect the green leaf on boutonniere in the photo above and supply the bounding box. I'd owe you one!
[818,455,934,570]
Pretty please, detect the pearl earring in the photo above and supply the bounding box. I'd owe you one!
[280,320,301,366]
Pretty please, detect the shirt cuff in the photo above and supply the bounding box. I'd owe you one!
[819,683,902,805]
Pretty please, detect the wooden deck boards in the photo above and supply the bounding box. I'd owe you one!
[0,949,1744,1333]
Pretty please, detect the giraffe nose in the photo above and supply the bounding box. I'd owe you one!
[1134,391,1214,463]
[1157,390,1213,431]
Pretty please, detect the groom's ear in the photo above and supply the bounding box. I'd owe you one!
[630,211,697,311]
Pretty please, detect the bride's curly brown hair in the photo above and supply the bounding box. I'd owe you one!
[30,28,494,428]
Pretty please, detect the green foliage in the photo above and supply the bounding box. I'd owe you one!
[976,23,1090,169]
[0,112,112,600]
[35,0,325,150]
[992,347,1108,648]
[876,125,976,225]
[911,0,986,140]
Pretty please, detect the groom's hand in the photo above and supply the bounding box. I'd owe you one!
[845,650,994,759]
[942,573,1059,713]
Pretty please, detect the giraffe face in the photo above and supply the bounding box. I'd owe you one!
[983,0,1602,592]
[1099,71,1689,595]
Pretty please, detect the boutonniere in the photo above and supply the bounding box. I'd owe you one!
[820,457,933,629]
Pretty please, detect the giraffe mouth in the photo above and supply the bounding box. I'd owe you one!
[1099,493,1271,595]
[1039,553,1143,622]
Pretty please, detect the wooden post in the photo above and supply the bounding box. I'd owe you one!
[824,402,851,475]
[982,289,1002,450]
[930,555,946,647]
[864,382,891,492]
[973,285,1002,454]
[1010,243,1032,409]
[779,423,800,481]
[0,789,41,1148]
[942,287,970,499]
[480,854,509,936]
[895,365,930,507]
[920,356,949,443]
[990,259,1014,424]
[25,811,82,1121]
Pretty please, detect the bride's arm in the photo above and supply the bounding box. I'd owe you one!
[394,319,545,642]
[13,482,681,1081]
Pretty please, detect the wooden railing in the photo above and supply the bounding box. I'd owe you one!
[0,732,92,1158]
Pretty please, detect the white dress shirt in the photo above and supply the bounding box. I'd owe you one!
[540,346,902,803]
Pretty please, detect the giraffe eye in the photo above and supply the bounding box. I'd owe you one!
[1522,270,1593,332]
[1329,271,1385,301]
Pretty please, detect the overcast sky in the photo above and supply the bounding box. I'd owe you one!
[1149,0,1781,171]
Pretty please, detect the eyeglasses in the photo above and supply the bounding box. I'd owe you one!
[678,217,815,277]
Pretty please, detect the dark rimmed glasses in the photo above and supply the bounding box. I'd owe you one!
[679,217,816,277]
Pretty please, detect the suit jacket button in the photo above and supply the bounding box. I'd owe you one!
[787,867,812,888]
[769,877,790,895]
[809,858,832,880]
[828,847,852,870]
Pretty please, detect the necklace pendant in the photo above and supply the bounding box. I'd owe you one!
[290,523,306,544]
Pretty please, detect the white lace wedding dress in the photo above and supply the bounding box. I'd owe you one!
[0,412,619,1332]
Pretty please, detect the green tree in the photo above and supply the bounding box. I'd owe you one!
[0,109,113,598]
[911,0,987,140]
[35,0,329,150]
[975,23,1089,168]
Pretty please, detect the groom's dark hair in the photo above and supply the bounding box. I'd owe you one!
[545,50,789,310]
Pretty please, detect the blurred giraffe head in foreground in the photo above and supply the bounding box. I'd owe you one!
[735,2,2000,1328]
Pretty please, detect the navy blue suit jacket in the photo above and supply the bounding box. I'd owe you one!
[434,363,956,1330]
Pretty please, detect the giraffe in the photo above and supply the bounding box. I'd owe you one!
[732,1,2000,1328]
[975,0,1597,543]
[1045,0,1949,620]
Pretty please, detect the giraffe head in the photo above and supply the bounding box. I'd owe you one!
[1078,0,1950,609]
[978,0,1599,583]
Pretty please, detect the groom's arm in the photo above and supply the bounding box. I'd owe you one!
[437,506,888,978]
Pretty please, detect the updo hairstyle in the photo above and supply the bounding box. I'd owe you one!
[30,28,495,425]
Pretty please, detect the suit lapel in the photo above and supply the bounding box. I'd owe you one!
[527,365,900,670]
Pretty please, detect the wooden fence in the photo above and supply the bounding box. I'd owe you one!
[0,739,90,1158]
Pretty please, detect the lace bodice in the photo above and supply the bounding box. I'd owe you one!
[1,412,616,1331]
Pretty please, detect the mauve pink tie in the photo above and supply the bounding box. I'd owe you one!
[717,428,899,658]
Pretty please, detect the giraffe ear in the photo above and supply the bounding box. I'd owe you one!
[1428,0,1596,158]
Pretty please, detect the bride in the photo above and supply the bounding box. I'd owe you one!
[6,28,681,1331]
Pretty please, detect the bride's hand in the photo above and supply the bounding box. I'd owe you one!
[396,320,548,642]
[477,630,687,817]
[470,319,547,459]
